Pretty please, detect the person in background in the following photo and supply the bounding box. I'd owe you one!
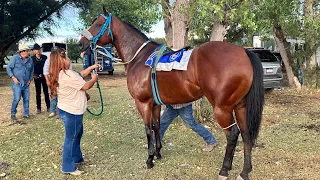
[49,47,99,175]
[6,44,34,121]
[43,47,71,118]
[31,43,50,114]
[160,103,218,152]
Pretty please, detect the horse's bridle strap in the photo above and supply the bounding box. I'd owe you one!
[81,29,93,40]
[80,14,113,47]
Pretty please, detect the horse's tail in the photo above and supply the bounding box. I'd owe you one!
[245,49,264,145]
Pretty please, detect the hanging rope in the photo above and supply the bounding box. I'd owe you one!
[86,78,104,116]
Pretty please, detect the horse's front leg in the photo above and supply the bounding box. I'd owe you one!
[152,105,162,160]
[135,100,155,168]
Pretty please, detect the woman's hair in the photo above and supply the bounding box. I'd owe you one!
[49,47,68,98]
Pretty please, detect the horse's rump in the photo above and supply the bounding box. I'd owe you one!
[156,41,253,106]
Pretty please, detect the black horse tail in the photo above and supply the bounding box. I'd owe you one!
[245,49,264,145]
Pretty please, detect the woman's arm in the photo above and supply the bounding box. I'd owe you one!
[81,73,98,91]
[79,64,100,78]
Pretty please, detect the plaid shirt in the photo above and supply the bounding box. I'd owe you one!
[170,102,192,109]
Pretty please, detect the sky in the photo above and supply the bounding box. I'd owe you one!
[30,6,165,45]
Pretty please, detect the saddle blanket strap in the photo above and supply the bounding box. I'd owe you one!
[151,46,168,105]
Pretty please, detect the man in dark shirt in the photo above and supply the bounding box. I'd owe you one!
[31,43,50,114]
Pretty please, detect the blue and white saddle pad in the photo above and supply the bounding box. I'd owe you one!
[145,46,193,71]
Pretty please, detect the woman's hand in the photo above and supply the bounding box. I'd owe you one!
[89,64,100,71]
[46,80,51,87]
[91,73,98,82]
[85,92,90,101]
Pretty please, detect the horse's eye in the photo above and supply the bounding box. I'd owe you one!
[95,23,103,28]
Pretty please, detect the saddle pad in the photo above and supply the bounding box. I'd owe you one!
[145,46,193,71]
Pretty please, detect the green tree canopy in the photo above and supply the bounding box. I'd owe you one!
[0,0,88,68]
[65,38,81,63]
[78,0,161,33]
[186,0,257,45]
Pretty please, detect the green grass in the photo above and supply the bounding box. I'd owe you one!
[0,69,320,179]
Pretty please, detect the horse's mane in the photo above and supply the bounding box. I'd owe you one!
[122,21,150,40]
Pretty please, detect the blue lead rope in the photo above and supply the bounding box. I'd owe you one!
[151,46,167,105]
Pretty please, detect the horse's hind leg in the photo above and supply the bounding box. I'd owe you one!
[234,100,252,180]
[152,105,162,160]
[135,101,155,168]
[219,124,240,179]
[214,107,240,179]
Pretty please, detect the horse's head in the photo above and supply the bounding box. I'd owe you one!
[79,6,114,52]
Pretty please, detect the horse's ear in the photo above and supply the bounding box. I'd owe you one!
[102,6,109,15]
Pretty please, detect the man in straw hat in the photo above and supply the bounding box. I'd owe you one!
[6,44,34,121]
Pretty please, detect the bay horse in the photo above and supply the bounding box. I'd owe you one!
[79,7,264,180]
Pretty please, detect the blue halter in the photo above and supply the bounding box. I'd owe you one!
[92,14,114,48]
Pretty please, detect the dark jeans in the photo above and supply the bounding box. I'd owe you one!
[34,76,50,110]
[58,109,84,173]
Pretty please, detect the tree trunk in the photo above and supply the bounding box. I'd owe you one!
[273,22,301,89]
[210,20,227,41]
[172,0,188,49]
[0,42,18,69]
[0,54,5,69]
[162,0,173,48]
[303,0,317,88]
[164,17,173,48]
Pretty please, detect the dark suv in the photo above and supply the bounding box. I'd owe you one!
[246,48,283,89]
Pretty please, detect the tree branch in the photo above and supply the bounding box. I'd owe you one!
[162,0,173,21]
[0,1,70,62]
[230,0,245,9]
[14,1,69,42]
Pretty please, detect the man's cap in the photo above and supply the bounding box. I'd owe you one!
[18,44,31,52]
[33,43,41,50]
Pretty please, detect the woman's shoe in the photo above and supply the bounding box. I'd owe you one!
[69,169,83,176]
[48,112,56,118]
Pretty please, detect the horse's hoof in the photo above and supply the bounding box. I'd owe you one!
[217,175,228,180]
[236,175,245,180]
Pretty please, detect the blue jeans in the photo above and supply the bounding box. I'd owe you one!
[160,104,217,145]
[58,109,84,173]
[50,95,57,113]
[11,82,30,116]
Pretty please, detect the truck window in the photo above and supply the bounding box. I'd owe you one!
[42,43,53,53]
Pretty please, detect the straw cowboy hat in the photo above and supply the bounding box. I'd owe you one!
[18,44,31,52]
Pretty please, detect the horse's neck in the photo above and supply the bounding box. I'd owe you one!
[112,19,148,62]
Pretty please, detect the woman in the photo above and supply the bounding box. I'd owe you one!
[49,47,99,175]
